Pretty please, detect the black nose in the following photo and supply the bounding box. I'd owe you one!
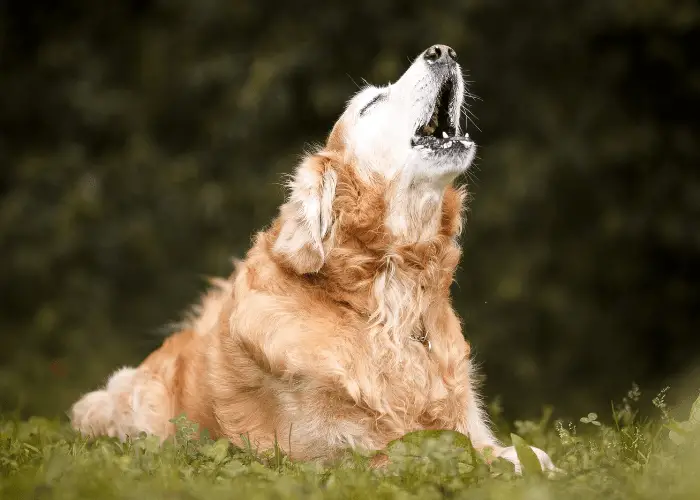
[423,44,457,64]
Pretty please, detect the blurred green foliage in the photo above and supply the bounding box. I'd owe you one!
[0,1,699,419]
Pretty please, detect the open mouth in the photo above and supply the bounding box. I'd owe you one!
[410,77,471,152]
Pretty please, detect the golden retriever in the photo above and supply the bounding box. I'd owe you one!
[71,44,556,473]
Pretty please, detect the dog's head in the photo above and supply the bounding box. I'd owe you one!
[272,45,474,275]
[331,44,474,187]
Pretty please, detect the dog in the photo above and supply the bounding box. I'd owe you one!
[71,44,556,473]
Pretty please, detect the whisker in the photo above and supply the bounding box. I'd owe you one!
[346,74,363,90]
[465,111,482,132]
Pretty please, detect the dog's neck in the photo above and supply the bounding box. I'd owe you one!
[322,167,465,349]
[376,178,465,350]
[385,181,447,243]
[271,161,465,350]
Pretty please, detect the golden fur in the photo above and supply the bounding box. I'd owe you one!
[72,149,483,458]
[71,46,557,471]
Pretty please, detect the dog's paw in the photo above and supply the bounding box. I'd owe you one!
[496,445,561,475]
[71,389,119,438]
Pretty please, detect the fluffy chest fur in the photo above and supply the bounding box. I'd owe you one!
[208,161,472,457]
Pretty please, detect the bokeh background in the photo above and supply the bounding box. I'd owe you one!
[1,1,699,422]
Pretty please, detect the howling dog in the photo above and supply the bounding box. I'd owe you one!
[71,45,556,473]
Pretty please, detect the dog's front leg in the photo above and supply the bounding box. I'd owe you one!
[458,388,558,474]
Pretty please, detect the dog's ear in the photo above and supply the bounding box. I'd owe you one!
[272,153,337,274]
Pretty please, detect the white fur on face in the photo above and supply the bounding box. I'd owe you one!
[340,53,475,189]
[333,50,476,242]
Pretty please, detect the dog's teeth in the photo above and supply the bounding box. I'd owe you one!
[442,131,448,138]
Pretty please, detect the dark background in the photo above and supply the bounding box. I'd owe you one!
[1,0,698,422]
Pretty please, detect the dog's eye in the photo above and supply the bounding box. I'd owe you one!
[359,93,386,116]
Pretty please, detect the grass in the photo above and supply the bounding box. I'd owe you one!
[1,387,698,500]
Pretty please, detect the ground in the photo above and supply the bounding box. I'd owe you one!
[1,390,698,500]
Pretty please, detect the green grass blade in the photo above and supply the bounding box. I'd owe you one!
[511,433,543,477]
